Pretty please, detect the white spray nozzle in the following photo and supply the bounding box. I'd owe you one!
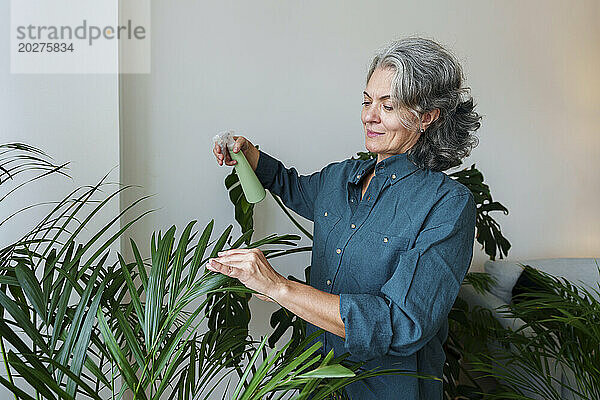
[213,130,236,151]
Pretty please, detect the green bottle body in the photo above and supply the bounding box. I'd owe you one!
[229,147,266,204]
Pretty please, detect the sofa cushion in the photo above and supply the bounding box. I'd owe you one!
[484,260,524,303]
[512,266,550,305]
[485,258,600,303]
[523,258,600,301]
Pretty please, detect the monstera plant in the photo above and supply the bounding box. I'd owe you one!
[0,143,417,400]
[223,146,513,398]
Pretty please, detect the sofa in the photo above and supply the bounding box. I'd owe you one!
[459,258,599,400]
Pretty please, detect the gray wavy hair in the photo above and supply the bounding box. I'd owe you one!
[367,37,481,171]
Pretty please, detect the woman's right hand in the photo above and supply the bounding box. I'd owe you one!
[213,135,259,170]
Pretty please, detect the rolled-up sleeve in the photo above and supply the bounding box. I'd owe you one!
[254,149,330,222]
[339,192,477,360]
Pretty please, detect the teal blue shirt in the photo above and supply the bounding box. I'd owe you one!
[254,149,476,399]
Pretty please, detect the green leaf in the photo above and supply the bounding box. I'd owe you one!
[49,271,73,354]
[231,335,269,399]
[15,262,47,323]
[39,356,103,400]
[296,364,355,379]
[0,276,19,286]
[130,238,148,289]
[119,253,144,328]
[0,374,37,400]
[169,220,196,311]
[66,278,105,397]
[7,352,63,400]
[188,220,214,288]
[0,319,47,372]
[55,257,105,383]
[249,341,323,399]
[97,308,146,400]
[114,306,145,371]
[145,225,176,351]
[185,335,197,399]
[43,247,58,305]
[0,289,48,354]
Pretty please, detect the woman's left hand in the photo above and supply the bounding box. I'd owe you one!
[206,248,286,302]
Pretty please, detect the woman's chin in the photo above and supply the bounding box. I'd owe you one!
[365,141,380,154]
[366,148,380,156]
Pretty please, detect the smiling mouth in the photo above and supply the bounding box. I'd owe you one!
[367,129,384,136]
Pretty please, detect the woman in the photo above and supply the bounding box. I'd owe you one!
[209,37,480,399]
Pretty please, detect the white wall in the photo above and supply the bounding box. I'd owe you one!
[120,0,600,354]
[0,0,120,395]
[0,4,121,245]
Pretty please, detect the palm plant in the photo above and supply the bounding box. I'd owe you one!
[0,142,413,400]
[467,265,600,400]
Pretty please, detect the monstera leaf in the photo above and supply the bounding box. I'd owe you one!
[449,164,511,260]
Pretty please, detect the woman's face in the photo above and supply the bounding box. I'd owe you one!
[361,67,421,162]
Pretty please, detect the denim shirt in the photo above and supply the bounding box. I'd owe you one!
[254,149,476,400]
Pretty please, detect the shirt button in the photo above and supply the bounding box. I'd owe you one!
[324,211,328,216]
[351,223,356,229]
[336,248,341,254]
[326,279,332,286]
[350,199,354,203]
[391,174,396,179]
[383,237,389,243]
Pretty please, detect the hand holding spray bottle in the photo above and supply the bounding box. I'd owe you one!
[213,130,266,204]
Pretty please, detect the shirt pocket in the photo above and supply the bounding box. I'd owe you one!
[369,229,411,254]
[313,207,342,261]
[345,229,412,293]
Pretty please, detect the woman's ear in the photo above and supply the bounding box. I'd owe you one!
[421,109,440,131]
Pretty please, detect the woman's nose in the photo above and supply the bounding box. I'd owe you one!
[364,106,380,123]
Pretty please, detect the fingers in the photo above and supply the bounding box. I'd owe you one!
[206,258,242,279]
[210,255,247,266]
[213,144,225,166]
[231,136,243,153]
[217,248,256,257]
[206,249,277,302]
[232,135,253,155]
[213,143,237,167]
[214,135,251,167]
[213,249,262,266]
[206,249,261,277]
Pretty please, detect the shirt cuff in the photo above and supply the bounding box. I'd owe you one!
[254,149,279,190]
[339,293,393,360]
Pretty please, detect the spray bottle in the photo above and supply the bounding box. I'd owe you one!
[213,130,266,204]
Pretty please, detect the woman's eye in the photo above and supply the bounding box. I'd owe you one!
[383,105,393,111]
[362,101,371,106]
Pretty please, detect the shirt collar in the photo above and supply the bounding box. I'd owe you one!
[349,152,420,186]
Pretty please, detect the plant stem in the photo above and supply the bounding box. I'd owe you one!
[270,193,313,241]
[0,337,18,400]
[112,359,115,400]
